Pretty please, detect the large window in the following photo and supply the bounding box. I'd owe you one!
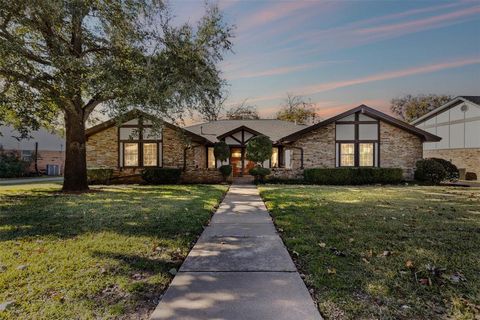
[335,112,379,167]
[119,119,162,168]
[124,143,139,166]
[340,144,355,167]
[271,147,279,168]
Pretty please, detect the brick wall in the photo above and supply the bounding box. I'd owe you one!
[424,148,480,176]
[380,121,423,179]
[86,126,118,168]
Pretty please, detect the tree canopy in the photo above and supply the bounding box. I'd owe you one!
[390,94,453,123]
[0,1,233,191]
[213,141,230,162]
[246,135,272,166]
[276,93,318,125]
[226,101,259,120]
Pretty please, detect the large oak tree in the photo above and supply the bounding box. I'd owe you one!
[0,0,232,191]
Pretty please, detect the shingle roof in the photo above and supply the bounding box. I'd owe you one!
[459,96,480,105]
[185,119,308,143]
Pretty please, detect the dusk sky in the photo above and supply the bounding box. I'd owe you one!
[171,0,480,121]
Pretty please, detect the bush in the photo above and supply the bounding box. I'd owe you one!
[429,158,459,181]
[246,135,272,165]
[465,172,477,181]
[87,168,114,184]
[0,153,30,178]
[214,141,230,162]
[141,168,182,184]
[414,159,446,184]
[249,166,271,183]
[303,167,403,185]
[219,165,232,180]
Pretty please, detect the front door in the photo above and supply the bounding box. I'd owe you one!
[230,148,242,177]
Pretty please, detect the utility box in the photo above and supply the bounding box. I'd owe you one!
[46,164,60,176]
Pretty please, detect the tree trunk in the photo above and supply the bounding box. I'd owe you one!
[62,109,89,192]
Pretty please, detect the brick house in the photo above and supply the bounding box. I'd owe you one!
[85,105,440,182]
[411,96,480,180]
[0,126,65,175]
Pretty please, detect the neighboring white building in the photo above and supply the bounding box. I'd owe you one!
[411,96,480,179]
[0,126,65,175]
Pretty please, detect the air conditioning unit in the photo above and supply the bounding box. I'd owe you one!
[46,164,60,176]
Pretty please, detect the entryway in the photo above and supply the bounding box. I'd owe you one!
[230,147,255,177]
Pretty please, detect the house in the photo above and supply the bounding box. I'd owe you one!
[0,126,65,175]
[85,105,440,183]
[411,96,480,179]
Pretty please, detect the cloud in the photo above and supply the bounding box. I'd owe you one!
[226,60,348,80]
[247,57,480,103]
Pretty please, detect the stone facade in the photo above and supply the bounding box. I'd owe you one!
[424,148,480,177]
[380,121,423,179]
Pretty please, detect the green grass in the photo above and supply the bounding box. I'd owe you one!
[0,183,227,319]
[259,185,480,320]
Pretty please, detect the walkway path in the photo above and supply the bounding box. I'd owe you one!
[150,181,322,320]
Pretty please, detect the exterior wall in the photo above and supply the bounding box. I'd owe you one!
[86,126,118,168]
[424,148,480,177]
[271,121,422,180]
[380,121,423,179]
[1,149,64,175]
[162,127,188,168]
[290,123,336,169]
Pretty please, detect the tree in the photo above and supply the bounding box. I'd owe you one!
[276,93,318,125]
[390,94,453,122]
[197,92,227,122]
[0,1,233,192]
[226,101,259,120]
[213,141,230,162]
[246,135,272,167]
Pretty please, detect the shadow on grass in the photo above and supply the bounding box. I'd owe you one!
[0,185,225,241]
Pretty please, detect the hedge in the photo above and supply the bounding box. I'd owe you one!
[303,167,403,185]
[0,153,30,178]
[141,168,182,184]
[87,168,114,184]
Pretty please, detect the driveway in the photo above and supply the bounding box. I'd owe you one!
[0,176,63,185]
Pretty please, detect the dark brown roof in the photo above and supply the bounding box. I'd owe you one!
[85,109,208,143]
[460,96,480,105]
[279,104,441,143]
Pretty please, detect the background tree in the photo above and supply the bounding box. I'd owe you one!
[0,1,233,191]
[197,92,227,122]
[390,94,453,122]
[276,93,318,125]
[226,100,259,120]
[246,135,272,167]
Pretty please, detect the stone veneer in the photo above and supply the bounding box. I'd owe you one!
[86,124,223,183]
[270,121,422,180]
[379,121,423,179]
[424,148,479,177]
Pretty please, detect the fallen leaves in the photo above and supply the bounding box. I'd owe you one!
[327,268,336,275]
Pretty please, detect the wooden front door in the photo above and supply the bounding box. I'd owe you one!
[230,148,242,177]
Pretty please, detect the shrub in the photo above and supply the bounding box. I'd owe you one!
[465,172,477,181]
[141,168,182,184]
[87,168,114,184]
[414,159,446,184]
[303,167,403,185]
[246,135,272,165]
[0,153,30,178]
[214,141,230,162]
[429,158,459,181]
[219,164,232,180]
[249,166,271,183]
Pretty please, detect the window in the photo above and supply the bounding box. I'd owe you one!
[143,143,158,166]
[207,147,216,168]
[359,143,374,166]
[21,150,33,161]
[340,144,355,167]
[124,143,139,166]
[271,147,279,168]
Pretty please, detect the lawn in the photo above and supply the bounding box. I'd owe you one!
[0,183,227,319]
[259,185,480,320]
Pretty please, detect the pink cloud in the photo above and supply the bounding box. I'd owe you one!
[247,57,480,103]
[226,60,348,80]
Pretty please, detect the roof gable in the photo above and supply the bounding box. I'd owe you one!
[279,105,441,142]
[411,96,480,125]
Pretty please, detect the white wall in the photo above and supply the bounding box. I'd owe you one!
[419,101,480,150]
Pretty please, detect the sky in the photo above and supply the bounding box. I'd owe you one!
[170,0,480,121]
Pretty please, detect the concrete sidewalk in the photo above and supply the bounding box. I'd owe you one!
[150,182,322,320]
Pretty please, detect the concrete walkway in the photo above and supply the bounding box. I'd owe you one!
[150,182,322,320]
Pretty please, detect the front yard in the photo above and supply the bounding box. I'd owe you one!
[0,183,227,319]
[259,185,480,319]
